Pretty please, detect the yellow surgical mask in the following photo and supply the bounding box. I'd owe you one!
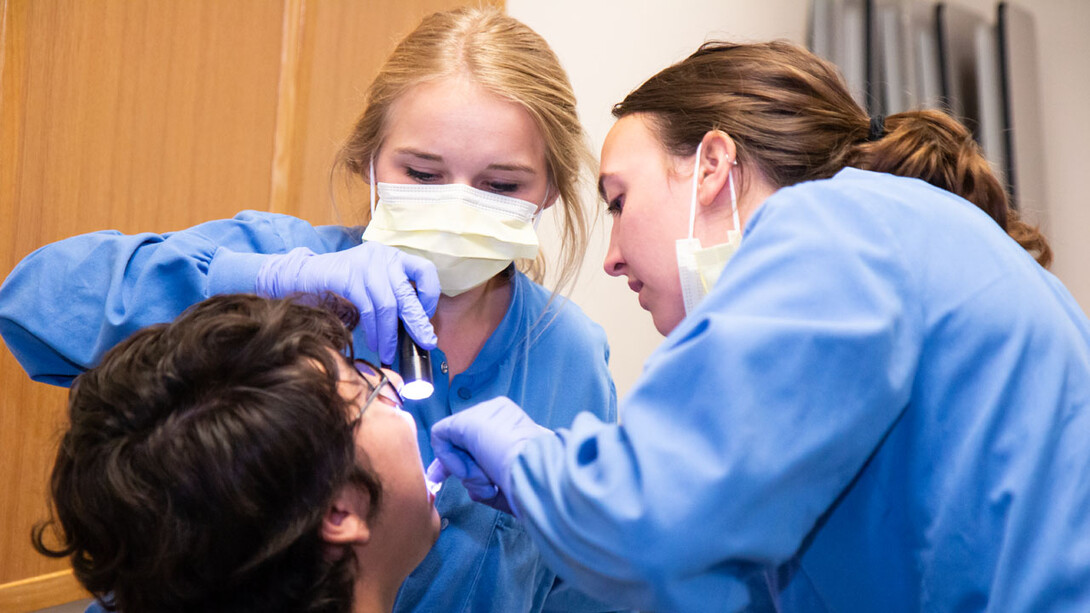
[363,161,543,296]
[676,143,742,315]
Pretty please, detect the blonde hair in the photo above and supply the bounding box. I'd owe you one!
[337,6,596,291]
[613,40,1051,268]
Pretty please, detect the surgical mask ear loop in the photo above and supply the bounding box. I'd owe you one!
[369,157,378,219]
[532,186,550,230]
[728,161,740,234]
[690,144,741,240]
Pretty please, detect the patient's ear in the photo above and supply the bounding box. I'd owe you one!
[321,486,371,545]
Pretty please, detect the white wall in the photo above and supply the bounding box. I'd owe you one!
[509,0,1090,397]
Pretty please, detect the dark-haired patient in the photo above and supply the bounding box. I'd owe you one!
[33,294,441,613]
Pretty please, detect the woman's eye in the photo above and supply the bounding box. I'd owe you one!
[486,181,520,194]
[406,167,439,182]
[606,195,624,216]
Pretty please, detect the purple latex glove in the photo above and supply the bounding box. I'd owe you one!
[428,396,553,515]
[257,243,440,364]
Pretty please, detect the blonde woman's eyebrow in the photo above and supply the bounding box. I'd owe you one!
[393,147,536,175]
[393,147,443,162]
[485,162,536,175]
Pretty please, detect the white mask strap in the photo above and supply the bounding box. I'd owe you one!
[532,186,550,230]
[369,157,377,218]
[729,161,740,232]
[688,142,703,240]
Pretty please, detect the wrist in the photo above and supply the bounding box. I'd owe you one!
[253,247,316,298]
[499,429,554,517]
[209,249,274,296]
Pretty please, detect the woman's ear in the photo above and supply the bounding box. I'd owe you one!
[321,486,372,546]
[696,131,738,208]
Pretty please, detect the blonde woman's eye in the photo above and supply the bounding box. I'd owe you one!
[487,181,519,194]
[406,167,439,182]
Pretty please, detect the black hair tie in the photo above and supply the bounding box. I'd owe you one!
[868,115,886,142]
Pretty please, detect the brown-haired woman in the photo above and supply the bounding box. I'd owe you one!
[429,41,1090,612]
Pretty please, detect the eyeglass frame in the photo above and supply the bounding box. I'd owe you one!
[350,358,404,424]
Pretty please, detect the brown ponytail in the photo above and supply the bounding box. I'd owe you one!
[852,110,1051,267]
[614,41,1052,268]
[1006,209,1053,268]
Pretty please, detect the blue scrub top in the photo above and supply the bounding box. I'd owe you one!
[0,212,621,613]
[509,168,1090,612]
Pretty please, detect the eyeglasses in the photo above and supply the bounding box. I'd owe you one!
[351,358,404,424]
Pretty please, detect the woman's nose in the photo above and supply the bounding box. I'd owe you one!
[603,221,625,278]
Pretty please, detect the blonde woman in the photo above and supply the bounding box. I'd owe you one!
[0,8,619,613]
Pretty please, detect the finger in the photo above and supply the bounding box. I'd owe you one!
[442,449,493,490]
[466,482,502,503]
[365,276,399,366]
[488,488,516,516]
[399,253,441,316]
[430,435,479,481]
[425,458,449,483]
[394,280,438,348]
[430,415,462,455]
[431,416,477,466]
[352,290,380,357]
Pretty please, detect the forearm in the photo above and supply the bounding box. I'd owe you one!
[0,211,358,385]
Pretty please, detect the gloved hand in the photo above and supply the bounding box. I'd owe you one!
[428,397,554,515]
[257,243,440,364]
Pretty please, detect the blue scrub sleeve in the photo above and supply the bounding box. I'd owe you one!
[507,188,926,612]
[0,210,360,386]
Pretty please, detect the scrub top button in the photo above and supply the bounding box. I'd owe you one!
[441,518,450,530]
[440,361,449,374]
[457,387,471,400]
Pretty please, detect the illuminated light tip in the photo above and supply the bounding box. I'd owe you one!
[401,379,434,400]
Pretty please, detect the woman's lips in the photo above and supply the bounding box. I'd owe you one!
[629,280,651,311]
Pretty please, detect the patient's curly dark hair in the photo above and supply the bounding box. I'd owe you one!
[32,293,381,612]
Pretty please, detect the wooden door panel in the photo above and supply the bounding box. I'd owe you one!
[0,0,286,596]
[1,0,502,609]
